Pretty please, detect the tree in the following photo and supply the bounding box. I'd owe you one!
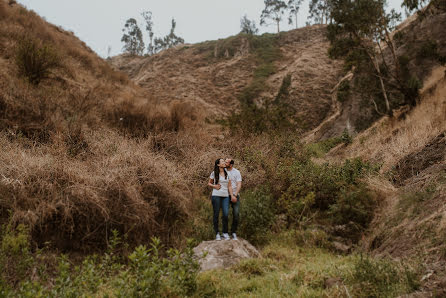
[287,0,303,29]
[260,0,288,33]
[141,11,155,55]
[121,18,145,55]
[240,15,259,35]
[153,18,184,53]
[401,0,429,14]
[328,0,404,115]
[308,0,331,24]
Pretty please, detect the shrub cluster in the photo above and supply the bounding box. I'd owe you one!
[0,227,200,297]
[15,37,60,85]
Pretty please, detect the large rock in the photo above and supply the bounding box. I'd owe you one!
[193,238,261,271]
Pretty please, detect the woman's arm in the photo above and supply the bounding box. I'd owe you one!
[208,178,221,190]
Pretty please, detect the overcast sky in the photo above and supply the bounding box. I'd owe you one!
[17,0,405,58]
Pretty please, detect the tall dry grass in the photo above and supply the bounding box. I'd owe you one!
[0,2,216,251]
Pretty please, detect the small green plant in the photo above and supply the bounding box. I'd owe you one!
[15,37,60,85]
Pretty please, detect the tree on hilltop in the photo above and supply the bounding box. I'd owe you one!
[260,0,288,33]
[308,0,332,24]
[154,18,185,53]
[287,0,303,29]
[121,18,145,55]
[141,11,155,55]
[240,15,259,35]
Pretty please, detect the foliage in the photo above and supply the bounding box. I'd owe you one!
[401,0,429,14]
[337,79,350,102]
[239,188,276,245]
[154,18,185,53]
[287,0,303,28]
[349,255,420,297]
[15,36,60,85]
[240,15,259,35]
[121,18,145,55]
[260,0,288,33]
[306,136,343,157]
[1,232,200,297]
[141,11,155,55]
[327,0,403,115]
[0,223,34,286]
[308,0,331,24]
[273,156,376,240]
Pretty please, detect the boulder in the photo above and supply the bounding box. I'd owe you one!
[193,238,261,271]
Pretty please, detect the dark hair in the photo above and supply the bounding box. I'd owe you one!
[213,158,227,185]
[230,159,235,165]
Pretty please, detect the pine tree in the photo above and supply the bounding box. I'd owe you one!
[121,18,145,55]
[240,15,259,35]
[260,0,288,33]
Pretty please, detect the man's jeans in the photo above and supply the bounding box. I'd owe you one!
[211,196,229,234]
[230,195,240,234]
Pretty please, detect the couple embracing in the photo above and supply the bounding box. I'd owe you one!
[208,158,242,241]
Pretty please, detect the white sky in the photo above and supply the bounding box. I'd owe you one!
[17,0,405,58]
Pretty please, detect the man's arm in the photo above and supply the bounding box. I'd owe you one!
[235,181,242,196]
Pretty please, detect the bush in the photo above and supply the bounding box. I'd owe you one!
[15,37,60,85]
[239,188,276,245]
[349,255,419,297]
[0,223,34,286]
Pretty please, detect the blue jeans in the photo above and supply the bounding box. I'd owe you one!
[230,195,240,234]
[211,196,229,234]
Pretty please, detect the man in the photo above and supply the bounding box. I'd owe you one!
[225,158,242,240]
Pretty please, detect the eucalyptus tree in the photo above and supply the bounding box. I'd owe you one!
[121,18,145,55]
[141,11,155,55]
[260,0,288,33]
[328,0,405,114]
[240,15,259,34]
[287,0,303,29]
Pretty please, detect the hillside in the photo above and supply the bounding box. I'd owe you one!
[1,0,446,296]
[110,25,344,131]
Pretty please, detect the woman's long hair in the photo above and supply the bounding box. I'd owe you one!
[213,158,227,185]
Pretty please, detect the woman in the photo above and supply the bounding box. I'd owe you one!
[208,158,235,241]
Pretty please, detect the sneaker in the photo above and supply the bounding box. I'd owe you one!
[222,233,230,240]
[232,233,238,240]
[215,233,221,241]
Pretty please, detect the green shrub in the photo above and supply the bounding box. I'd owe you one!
[349,255,419,297]
[15,37,60,85]
[0,223,34,285]
[239,188,276,245]
[337,80,351,102]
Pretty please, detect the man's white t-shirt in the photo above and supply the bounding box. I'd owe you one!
[227,168,242,194]
[210,171,230,197]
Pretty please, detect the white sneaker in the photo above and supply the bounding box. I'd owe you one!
[232,233,238,240]
[215,233,221,241]
[222,233,230,240]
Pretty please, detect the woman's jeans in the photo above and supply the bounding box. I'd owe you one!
[211,196,229,234]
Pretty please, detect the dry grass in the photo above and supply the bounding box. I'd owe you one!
[0,2,211,251]
[336,66,446,172]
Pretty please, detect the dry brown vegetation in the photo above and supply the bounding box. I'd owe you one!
[0,1,212,251]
